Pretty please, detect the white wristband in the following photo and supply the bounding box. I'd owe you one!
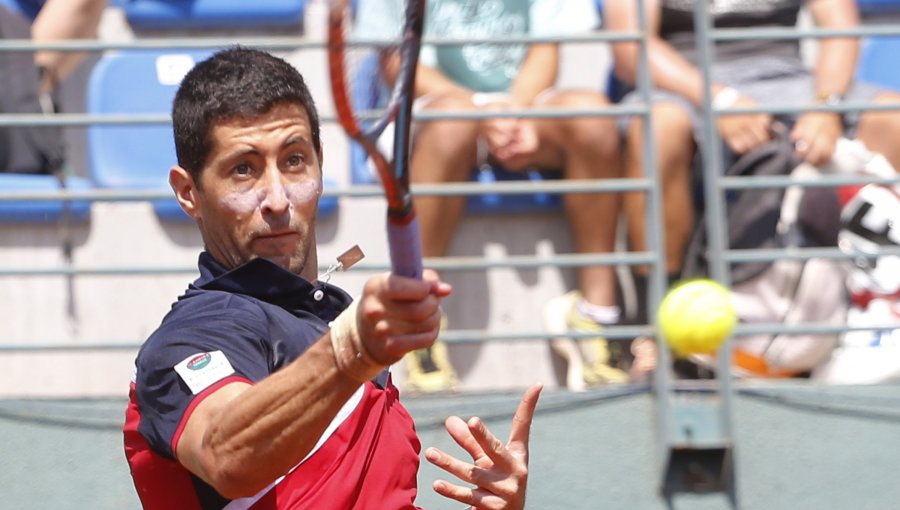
[329,300,383,383]
[713,87,740,110]
[471,92,512,107]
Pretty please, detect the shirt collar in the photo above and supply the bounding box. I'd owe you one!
[192,252,351,314]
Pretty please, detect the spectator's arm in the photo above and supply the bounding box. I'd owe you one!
[510,43,558,106]
[605,0,730,107]
[807,0,860,101]
[32,0,107,92]
[380,51,470,99]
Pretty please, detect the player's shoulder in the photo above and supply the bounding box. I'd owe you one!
[140,288,269,353]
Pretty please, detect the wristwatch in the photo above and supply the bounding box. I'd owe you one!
[814,92,844,106]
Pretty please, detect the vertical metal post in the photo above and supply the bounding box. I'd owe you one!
[631,0,674,495]
[658,0,737,506]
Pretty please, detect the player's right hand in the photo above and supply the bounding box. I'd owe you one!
[355,269,452,366]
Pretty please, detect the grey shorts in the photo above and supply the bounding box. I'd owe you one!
[617,56,888,146]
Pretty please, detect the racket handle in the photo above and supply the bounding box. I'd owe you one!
[387,215,423,280]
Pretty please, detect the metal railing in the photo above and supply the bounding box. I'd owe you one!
[1,7,898,356]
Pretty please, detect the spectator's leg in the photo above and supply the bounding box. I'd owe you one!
[624,102,696,277]
[533,90,634,387]
[31,0,107,93]
[856,91,900,172]
[402,93,479,393]
[532,90,621,306]
[410,93,479,259]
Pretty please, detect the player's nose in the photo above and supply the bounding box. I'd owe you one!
[259,168,290,216]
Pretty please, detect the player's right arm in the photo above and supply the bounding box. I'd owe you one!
[173,271,451,499]
[605,0,772,154]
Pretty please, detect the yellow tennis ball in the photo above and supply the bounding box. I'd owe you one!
[658,279,736,356]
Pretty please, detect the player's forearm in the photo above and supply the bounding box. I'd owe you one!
[193,336,363,498]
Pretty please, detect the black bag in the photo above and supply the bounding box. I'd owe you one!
[682,133,847,376]
[0,5,65,175]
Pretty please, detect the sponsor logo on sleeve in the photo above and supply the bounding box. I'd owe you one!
[174,351,235,395]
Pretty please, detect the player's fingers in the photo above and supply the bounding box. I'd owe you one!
[443,415,487,461]
[365,273,435,302]
[468,416,507,459]
[425,446,481,485]
[432,480,503,510]
[506,383,543,446]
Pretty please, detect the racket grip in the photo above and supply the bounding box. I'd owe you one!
[387,215,423,280]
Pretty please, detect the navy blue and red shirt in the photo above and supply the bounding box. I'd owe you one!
[124,252,421,509]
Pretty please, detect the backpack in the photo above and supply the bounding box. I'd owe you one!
[0,5,65,175]
[682,132,847,377]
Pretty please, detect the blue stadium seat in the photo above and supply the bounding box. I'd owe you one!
[87,50,337,222]
[349,55,561,214]
[0,174,91,223]
[122,0,307,30]
[857,36,900,91]
[856,0,900,15]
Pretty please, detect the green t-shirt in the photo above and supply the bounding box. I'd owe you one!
[355,0,599,92]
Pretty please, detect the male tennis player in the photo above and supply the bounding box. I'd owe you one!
[123,47,541,510]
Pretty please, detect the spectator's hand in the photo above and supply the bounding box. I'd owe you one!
[492,120,539,170]
[355,269,451,365]
[715,94,773,155]
[790,112,843,166]
[480,99,520,155]
[427,383,543,510]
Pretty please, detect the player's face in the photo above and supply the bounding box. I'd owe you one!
[188,103,323,278]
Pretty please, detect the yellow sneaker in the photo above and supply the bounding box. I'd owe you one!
[403,315,458,394]
[544,291,630,390]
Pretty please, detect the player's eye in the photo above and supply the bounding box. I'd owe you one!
[233,163,253,177]
[285,153,305,169]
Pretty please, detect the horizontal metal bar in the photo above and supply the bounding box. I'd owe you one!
[4,24,900,55]
[3,321,896,352]
[0,178,651,203]
[732,321,899,336]
[725,245,900,263]
[712,24,900,42]
[0,104,650,128]
[6,99,900,128]
[0,31,641,54]
[715,101,900,116]
[0,251,659,278]
[719,174,900,189]
[0,343,142,353]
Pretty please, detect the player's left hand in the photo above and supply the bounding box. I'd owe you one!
[791,111,843,166]
[426,383,543,510]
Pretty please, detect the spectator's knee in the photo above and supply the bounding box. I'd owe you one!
[414,94,479,153]
[539,90,619,154]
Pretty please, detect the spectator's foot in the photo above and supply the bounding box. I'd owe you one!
[403,316,458,394]
[628,336,658,382]
[544,291,630,391]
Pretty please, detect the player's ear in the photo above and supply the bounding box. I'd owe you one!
[170,165,201,219]
[317,141,324,171]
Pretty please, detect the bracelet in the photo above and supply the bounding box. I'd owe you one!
[814,92,844,107]
[471,92,513,107]
[329,300,383,383]
[712,87,740,110]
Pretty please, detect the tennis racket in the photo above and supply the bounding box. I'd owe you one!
[327,0,425,279]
